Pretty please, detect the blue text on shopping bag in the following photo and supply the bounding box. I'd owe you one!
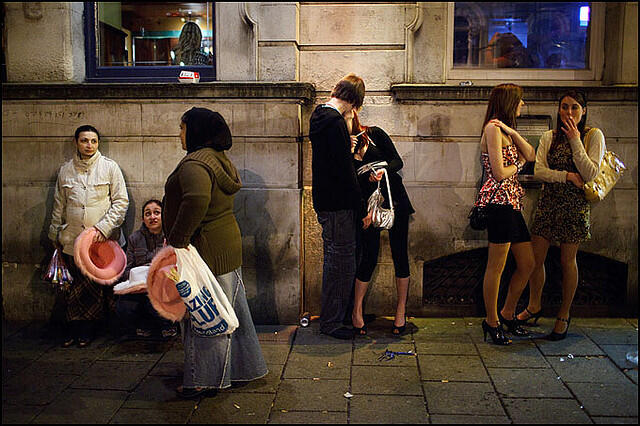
[176,280,229,336]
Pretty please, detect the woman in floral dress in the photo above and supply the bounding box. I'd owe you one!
[516,91,605,340]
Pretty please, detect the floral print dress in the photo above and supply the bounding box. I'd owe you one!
[530,139,590,244]
[475,144,525,211]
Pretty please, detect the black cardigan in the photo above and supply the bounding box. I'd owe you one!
[309,105,367,219]
[353,127,415,215]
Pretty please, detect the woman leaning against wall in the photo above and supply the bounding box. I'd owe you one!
[48,125,129,348]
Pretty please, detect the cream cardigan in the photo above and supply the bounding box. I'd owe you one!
[49,151,129,255]
[534,128,605,183]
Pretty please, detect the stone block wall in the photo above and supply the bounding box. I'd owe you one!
[2,84,312,324]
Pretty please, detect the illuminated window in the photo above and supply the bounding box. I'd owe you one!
[85,2,215,82]
[447,2,603,81]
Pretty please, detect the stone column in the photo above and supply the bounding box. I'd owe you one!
[5,2,85,82]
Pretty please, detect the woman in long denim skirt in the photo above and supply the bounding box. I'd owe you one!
[162,107,267,399]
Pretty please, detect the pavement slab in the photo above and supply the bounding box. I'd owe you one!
[600,344,639,370]
[189,391,274,424]
[487,368,572,398]
[284,349,351,379]
[536,334,606,356]
[70,360,155,391]
[429,414,510,424]
[502,398,592,423]
[353,343,417,367]
[259,343,292,364]
[1,403,45,424]
[98,339,173,362]
[227,364,283,393]
[2,319,637,424]
[2,370,79,406]
[547,356,631,383]
[268,410,348,424]
[419,355,489,382]
[476,341,548,368]
[349,394,428,424]
[415,342,477,356]
[592,417,639,424]
[31,389,127,424]
[122,375,194,409]
[272,378,349,412]
[351,365,423,395]
[423,382,505,416]
[581,328,639,345]
[567,382,639,417]
[110,407,194,424]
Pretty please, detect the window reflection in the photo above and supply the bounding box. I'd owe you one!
[454,2,590,69]
[97,2,213,67]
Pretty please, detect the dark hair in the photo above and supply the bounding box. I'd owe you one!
[142,199,162,217]
[331,73,365,109]
[181,107,232,153]
[481,83,523,134]
[551,90,588,150]
[74,125,101,141]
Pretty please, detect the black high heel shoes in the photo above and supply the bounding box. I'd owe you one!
[482,320,511,345]
[498,312,529,336]
[517,308,543,326]
[546,317,571,341]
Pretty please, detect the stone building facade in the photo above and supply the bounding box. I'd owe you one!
[2,2,638,323]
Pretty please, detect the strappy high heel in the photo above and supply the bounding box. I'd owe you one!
[517,307,543,326]
[546,317,571,341]
[499,312,529,336]
[482,320,512,345]
[391,317,407,336]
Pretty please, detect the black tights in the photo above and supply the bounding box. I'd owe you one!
[356,212,410,282]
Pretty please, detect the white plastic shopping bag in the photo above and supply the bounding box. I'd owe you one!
[173,245,239,336]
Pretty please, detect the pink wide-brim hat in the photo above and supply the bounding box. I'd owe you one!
[73,228,126,285]
[146,246,185,322]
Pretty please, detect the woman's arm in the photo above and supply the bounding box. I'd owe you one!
[94,162,129,239]
[486,123,518,181]
[166,161,212,248]
[372,127,403,174]
[569,128,605,182]
[533,131,569,183]
[48,171,67,245]
[489,119,536,162]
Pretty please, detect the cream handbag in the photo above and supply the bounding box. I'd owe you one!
[583,129,627,203]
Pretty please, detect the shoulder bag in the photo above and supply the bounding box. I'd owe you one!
[582,128,627,203]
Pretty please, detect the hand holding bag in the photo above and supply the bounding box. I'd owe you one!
[583,129,627,203]
[173,245,239,336]
[367,168,395,230]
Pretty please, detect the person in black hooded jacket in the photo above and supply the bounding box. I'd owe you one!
[309,73,371,339]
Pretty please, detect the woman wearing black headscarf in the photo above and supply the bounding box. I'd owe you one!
[163,107,267,398]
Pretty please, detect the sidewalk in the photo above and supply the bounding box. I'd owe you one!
[2,317,638,424]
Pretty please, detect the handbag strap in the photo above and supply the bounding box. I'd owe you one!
[374,168,394,212]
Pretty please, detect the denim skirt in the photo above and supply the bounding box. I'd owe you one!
[180,267,268,389]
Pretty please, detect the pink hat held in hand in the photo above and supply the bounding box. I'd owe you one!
[146,246,185,322]
[73,228,126,285]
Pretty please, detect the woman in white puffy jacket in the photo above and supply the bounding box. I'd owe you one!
[49,125,129,347]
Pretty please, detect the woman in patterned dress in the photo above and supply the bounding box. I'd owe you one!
[476,84,536,345]
[516,91,605,340]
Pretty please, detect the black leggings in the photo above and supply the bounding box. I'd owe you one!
[356,212,410,282]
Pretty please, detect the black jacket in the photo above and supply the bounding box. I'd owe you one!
[353,127,415,215]
[309,104,367,219]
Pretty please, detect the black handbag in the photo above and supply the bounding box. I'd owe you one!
[468,169,502,231]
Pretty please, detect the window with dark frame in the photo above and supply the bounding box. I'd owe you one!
[454,2,590,69]
[85,2,215,82]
